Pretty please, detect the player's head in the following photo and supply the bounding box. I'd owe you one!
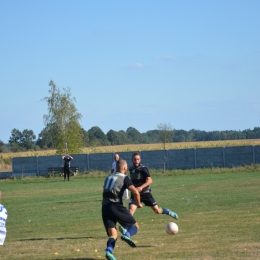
[116,159,128,174]
[114,153,119,161]
[132,152,141,167]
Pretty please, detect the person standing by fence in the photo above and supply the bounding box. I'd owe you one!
[62,154,73,181]
[0,190,8,246]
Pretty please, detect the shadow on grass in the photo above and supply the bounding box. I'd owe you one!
[55,200,102,204]
[55,258,100,260]
[19,236,105,241]
[134,245,155,248]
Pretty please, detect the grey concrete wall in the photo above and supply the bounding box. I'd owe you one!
[0,172,12,179]
[254,146,260,164]
[168,148,195,169]
[11,145,260,177]
[224,146,254,167]
[196,147,224,168]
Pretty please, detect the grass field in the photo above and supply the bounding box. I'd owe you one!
[0,168,259,259]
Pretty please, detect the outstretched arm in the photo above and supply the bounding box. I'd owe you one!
[136,177,152,193]
[128,185,142,208]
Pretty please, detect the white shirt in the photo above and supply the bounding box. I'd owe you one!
[111,160,117,174]
[0,204,8,245]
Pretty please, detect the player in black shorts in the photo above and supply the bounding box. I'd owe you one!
[126,152,178,222]
[102,159,142,260]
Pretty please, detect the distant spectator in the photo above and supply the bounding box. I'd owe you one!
[62,154,73,181]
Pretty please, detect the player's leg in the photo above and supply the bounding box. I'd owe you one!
[114,204,138,247]
[63,168,66,181]
[128,194,138,215]
[67,168,70,181]
[149,201,178,219]
[155,206,178,219]
[143,193,179,219]
[102,204,118,260]
[129,203,137,215]
[106,228,118,260]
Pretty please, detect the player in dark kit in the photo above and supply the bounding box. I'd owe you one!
[62,154,73,181]
[119,152,178,235]
[102,159,142,260]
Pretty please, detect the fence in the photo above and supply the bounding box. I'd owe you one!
[8,145,260,178]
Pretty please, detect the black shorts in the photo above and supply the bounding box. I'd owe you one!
[129,192,157,207]
[102,203,136,233]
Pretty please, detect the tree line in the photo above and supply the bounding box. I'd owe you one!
[1,80,260,153]
[1,126,260,153]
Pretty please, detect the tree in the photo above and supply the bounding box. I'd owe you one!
[9,128,22,145]
[81,128,89,147]
[107,130,120,145]
[42,80,83,153]
[20,129,36,150]
[126,127,142,144]
[88,126,110,146]
[157,123,173,149]
[36,126,55,149]
[107,130,130,145]
[0,139,5,153]
[9,128,36,151]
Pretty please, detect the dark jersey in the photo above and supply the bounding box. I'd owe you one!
[63,157,71,168]
[102,172,133,205]
[129,164,151,194]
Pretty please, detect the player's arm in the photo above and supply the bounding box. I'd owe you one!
[137,176,152,193]
[128,185,142,208]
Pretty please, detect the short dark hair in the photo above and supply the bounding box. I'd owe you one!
[116,159,127,172]
[132,152,141,159]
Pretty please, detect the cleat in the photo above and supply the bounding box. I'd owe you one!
[118,225,127,235]
[105,250,117,260]
[121,235,136,247]
[168,210,178,220]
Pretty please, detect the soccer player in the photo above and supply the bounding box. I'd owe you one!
[102,159,142,260]
[128,152,178,219]
[111,153,129,200]
[0,190,8,246]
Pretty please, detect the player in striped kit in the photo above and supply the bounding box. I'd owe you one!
[0,190,8,246]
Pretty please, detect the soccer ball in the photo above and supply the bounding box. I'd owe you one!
[165,222,178,235]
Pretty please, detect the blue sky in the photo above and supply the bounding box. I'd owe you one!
[1,0,260,143]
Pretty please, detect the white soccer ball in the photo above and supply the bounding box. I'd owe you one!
[165,222,178,235]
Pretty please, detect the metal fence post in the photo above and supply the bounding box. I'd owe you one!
[223,147,226,168]
[252,145,255,164]
[36,156,39,176]
[194,148,197,169]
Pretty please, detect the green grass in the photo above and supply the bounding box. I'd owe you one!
[0,169,260,259]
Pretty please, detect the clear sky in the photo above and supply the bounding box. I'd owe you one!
[1,0,260,143]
